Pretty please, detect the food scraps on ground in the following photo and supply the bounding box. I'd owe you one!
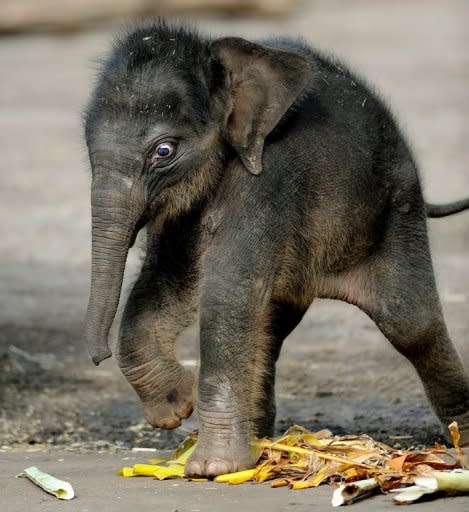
[119,422,469,506]
[18,466,75,500]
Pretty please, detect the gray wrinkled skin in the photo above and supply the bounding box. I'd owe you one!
[83,20,469,477]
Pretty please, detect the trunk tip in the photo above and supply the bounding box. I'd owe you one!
[90,349,112,366]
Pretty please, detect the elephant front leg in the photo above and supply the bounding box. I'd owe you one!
[185,278,273,477]
[117,262,197,429]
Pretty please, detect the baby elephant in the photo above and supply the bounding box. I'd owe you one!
[84,21,469,477]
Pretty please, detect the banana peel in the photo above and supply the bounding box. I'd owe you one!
[118,422,469,506]
[120,462,186,480]
[215,469,257,484]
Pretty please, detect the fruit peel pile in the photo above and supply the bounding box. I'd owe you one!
[119,422,469,506]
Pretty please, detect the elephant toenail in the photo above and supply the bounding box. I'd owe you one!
[185,461,202,476]
[207,461,229,477]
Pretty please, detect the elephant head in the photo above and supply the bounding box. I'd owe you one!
[84,23,311,365]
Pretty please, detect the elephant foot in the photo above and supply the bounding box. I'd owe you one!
[185,433,254,478]
[142,367,194,429]
[122,360,195,429]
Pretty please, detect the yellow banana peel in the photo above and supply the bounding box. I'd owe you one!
[132,464,162,476]
[117,421,468,508]
[168,442,197,466]
[152,464,185,480]
[214,469,257,484]
[118,466,135,477]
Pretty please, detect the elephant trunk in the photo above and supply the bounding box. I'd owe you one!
[85,178,142,365]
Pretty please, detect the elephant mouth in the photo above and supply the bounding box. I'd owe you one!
[129,215,149,248]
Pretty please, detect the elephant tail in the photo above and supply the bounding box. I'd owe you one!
[426,198,469,218]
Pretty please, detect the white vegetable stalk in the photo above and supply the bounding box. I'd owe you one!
[331,478,380,506]
[18,466,75,500]
[392,469,469,504]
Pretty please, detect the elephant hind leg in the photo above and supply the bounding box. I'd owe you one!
[254,300,307,438]
[319,224,469,444]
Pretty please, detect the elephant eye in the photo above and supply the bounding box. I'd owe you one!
[149,141,176,167]
[156,142,174,157]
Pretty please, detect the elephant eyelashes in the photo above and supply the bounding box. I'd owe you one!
[148,141,176,168]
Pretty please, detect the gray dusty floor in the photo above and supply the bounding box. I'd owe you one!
[1,0,469,510]
[2,450,469,512]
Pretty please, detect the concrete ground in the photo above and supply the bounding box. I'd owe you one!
[2,450,469,512]
[1,0,468,510]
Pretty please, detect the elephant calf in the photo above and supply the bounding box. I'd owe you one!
[84,20,469,477]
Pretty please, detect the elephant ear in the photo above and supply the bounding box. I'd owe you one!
[210,37,312,175]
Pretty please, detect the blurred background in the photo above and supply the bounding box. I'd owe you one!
[0,0,468,451]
